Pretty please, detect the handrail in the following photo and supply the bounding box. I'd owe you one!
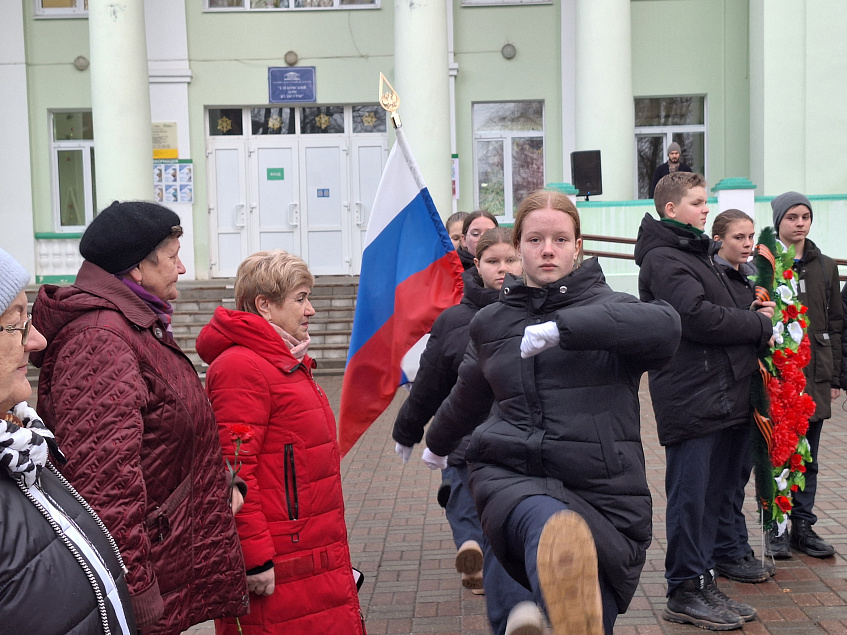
[583,234,847,281]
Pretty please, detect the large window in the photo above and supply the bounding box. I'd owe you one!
[206,0,377,10]
[51,112,97,231]
[209,106,385,137]
[473,101,544,221]
[34,0,87,17]
[634,96,706,199]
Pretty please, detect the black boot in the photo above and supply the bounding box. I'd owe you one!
[703,570,757,622]
[765,526,792,559]
[663,574,744,631]
[436,479,451,508]
[790,518,835,558]
[713,551,771,584]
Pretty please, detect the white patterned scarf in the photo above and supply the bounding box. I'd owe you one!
[0,402,66,488]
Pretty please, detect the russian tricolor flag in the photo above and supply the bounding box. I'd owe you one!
[338,127,463,456]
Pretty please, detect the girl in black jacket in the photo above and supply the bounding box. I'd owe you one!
[393,228,534,634]
[709,210,774,584]
[425,189,681,635]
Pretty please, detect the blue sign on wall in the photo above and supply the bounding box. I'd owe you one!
[268,67,316,104]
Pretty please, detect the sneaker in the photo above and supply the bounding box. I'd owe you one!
[504,601,545,635]
[765,526,792,560]
[536,510,603,635]
[461,571,484,590]
[663,575,744,631]
[790,519,835,558]
[713,552,770,583]
[455,540,484,575]
[704,570,757,622]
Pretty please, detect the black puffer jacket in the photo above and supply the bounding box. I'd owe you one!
[426,258,680,612]
[634,214,771,447]
[393,269,499,466]
[791,239,842,421]
[0,463,136,633]
[456,247,476,271]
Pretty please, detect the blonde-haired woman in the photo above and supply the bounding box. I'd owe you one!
[197,250,365,635]
[425,189,681,635]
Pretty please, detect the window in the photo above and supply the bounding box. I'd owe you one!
[462,0,550,5]
[634,96,706,199]
[206,0,377,10]
[473,101,544,220]
[35,0,87,17]
[51,112,97,230]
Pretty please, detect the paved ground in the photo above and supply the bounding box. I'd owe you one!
[183,375,847,635]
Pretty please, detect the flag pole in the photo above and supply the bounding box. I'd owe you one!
[379,73,427,192]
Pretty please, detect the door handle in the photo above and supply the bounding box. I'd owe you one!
[288,202,300,226]
[235,203,246,228]
[355,202,365,225]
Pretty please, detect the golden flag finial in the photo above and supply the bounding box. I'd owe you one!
[379,73,402,128]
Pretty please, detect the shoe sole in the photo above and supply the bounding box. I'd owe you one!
[663,608,743,631]
[456,540,484,575]
[790,545,836,558]
[504,602,545,635]
[537,510,603,635]
[461,572,484,590]
[713,569,770,584]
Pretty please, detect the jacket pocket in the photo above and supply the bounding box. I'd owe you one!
[594,412,622,476]
[813,332,834,384]
[284,443,300,521]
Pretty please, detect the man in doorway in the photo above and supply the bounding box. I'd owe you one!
[766,191,842,559]
[649,142,692,199]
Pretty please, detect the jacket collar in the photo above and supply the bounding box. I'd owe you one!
[73,261,159,329]
[499,257,609,312]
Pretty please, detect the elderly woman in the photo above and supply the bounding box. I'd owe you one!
[31,201,247,635]
[0,247,136,633]
[425,189,681,635]
[196,250,365,635]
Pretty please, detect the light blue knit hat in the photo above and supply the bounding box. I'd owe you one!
[0,248,31,314]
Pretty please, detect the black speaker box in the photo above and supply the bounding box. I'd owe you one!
[571,150,602,197]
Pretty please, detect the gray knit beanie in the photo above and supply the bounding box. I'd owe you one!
[0,248,31,314]
[771,191,813,230]
[668,142,681,154]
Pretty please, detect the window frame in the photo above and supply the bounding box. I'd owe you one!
[34,0,87,18]
[633,95,708,199]
[472,100,545,223]
[461,0,550,6]
[204,0,380,12]
[50,111,96,232]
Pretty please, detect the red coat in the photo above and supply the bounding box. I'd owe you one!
[31,262,248,635]
[196,307,365,635]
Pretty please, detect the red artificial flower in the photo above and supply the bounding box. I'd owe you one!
[783,270,794,280]
[230,424,254,442]
[784,305,799,320]
[775,495,793,512]
[800,306,808,314]
[791,484,799,491]
[790,453,803,469]
[799,318,807,328]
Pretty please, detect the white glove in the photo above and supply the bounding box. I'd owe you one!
[422,447,448,470]
[520,321,560,358]
[395,442,413,464]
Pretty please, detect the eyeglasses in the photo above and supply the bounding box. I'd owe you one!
[4,317,31,346]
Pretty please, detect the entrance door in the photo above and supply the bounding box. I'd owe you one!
[250,138,300,253]
[350,137,388,274]
[208,141,249,277]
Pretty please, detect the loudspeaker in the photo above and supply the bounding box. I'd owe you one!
[571,150,602,198]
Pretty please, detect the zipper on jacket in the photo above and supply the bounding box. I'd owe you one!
[283,444,300,522]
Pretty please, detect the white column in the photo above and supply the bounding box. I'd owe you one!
[0,2,36,278]
[394,0,452,217]
[89,0,153,206]
[575,0,634,200]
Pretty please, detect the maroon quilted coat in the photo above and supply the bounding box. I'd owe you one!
[30,261,248,635]
[196,307,365,635]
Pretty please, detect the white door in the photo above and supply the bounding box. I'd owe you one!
[299,139,350,275]
[350,138,388,275]
[249,138,300,254]
[208,140,249,277]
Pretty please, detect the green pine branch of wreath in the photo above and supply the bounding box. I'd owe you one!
[749,226,817,536]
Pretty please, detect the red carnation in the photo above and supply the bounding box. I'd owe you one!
[800,306,808,314]
[775,495,793,512]
[230,424,254,441]
[783,270,794,280]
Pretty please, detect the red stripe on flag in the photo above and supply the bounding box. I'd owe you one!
[339,253,462,456]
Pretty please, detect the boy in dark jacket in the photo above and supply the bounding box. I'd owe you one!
[767,192,842,559]
[634,172,775,631]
